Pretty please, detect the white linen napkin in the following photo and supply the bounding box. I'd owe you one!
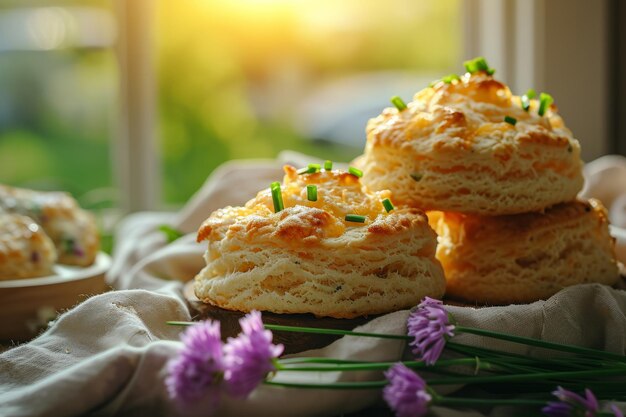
[1,153,625,417]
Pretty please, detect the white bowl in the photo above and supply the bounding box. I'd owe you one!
[0,252,111,342]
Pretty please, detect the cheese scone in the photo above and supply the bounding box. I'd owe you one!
[359,71,584,215]
[195,165,445,319]
[0,185,99,267]
[433,199,619,304]
[0,213,57,280]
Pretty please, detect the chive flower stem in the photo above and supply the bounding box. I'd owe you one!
[276,358,489,372]
[264,380,386,390]
[264,323,408,340]
[166,321,626,364]
[426,367,626,385]
[455,326,626,362]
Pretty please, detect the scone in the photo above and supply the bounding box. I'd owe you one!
[195,165,446,319]
[432,199,620,304]
[0,185,99,267]
[0,213,57,280]
[359,70,584,215]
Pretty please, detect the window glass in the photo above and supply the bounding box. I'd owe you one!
[157,0,461,204]
[0,1,117,212]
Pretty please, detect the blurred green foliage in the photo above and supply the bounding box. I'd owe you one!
[156,0,460,203]
[0,0,460,209]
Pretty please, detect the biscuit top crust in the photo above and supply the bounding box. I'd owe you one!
[197,165,430,245]
[366,72,577,157]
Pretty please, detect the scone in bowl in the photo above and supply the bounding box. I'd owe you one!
[0,252,111,342]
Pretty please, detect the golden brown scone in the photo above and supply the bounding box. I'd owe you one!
[0,213,57,280]
[195,165,446,319]
[359,71,584,215]
[433,199,620,304]
[0,185,99,267]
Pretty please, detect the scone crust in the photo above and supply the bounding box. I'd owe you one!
[0,213,57,280]
[0,185,99,266]
[359,72,584,215]
[434,199,620,304]
[195,166,446,318]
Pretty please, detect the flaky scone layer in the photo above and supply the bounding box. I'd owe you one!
[433,199,619,304]
[195,166,446,318]
[359,72,584,215]
[0,185,99,267]
[0,213,56,280]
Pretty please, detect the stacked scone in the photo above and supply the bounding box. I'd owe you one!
[195,164,446,318]
[358,58,620,304]
[0,184,100,280]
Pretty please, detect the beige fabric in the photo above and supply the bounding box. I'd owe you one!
[1,152,625,417]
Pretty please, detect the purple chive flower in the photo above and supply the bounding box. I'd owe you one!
[542,386,599,417]
[165,320,225,407]
[223,311,284,398]
[611,405,624,417]
[407,297,455,365]
[383,363,432,417]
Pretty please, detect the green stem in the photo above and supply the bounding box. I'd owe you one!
[446,342,613,371]
[278,357,365,365]
[456,326,626,362]
[435,397,545,407]
[167,320,625,368]
[264,323,409,341]
[426,367,625,385]
[263,380,386,390]
[276,358,486,372]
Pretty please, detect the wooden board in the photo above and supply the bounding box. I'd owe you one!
[184,281,377,354]
[0,252,111,342]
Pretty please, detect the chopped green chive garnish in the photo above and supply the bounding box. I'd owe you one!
[390,96,407,111]
[324,160,333,170]
[297,163,321,175]
[382,198,394,212]
[345,214,366,223]
[463,57,495,75]
[348,167,363,178]
[428,80,438,88]
[538,92,554,116]
[159,225,184,243]
[410,172,423,182]
[271,181,284,212]
[442,74,460,84]
[306,185,317,201]
[522,88,536,111]
[521,95,531,112]
[62,237,75,254]
[504,116,517,126]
